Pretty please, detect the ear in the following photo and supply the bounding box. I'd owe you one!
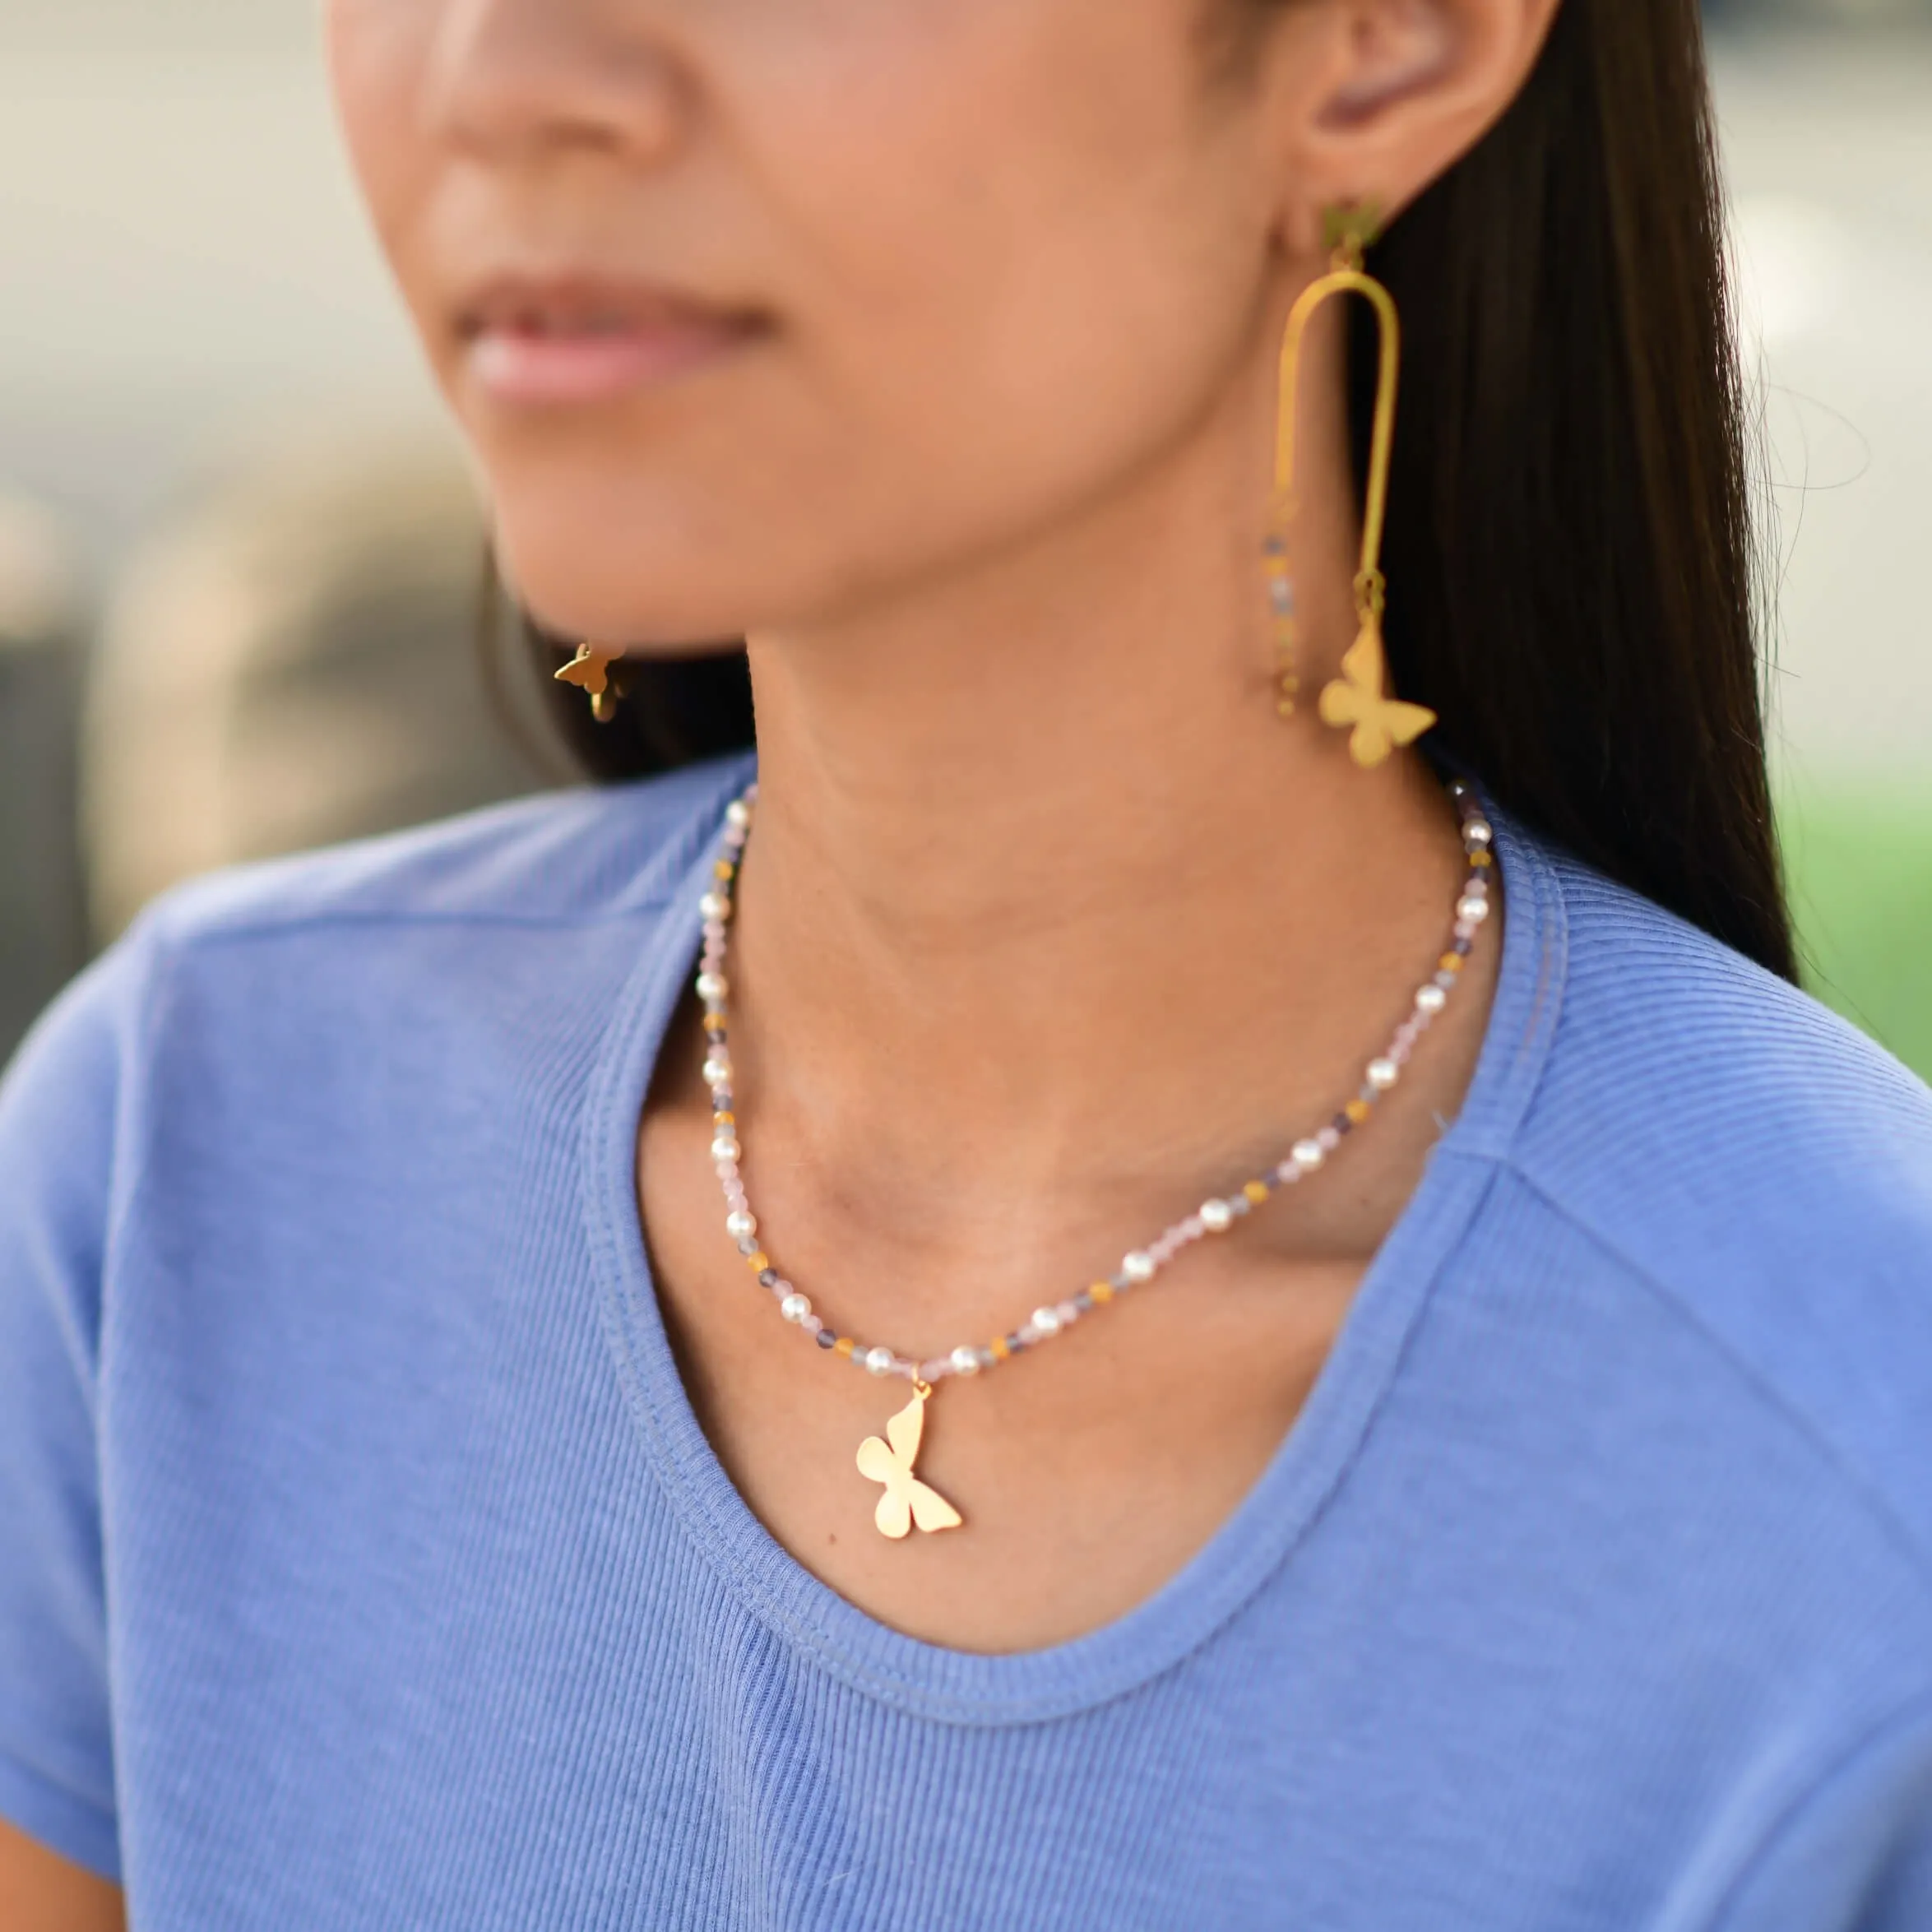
[1259,0,1561,256]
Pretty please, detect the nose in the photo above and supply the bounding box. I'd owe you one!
[426,0,690,165]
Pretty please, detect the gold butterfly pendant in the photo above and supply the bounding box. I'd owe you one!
[555,643,623,723]
[1317,623,1436,769]
[856,1388,963,1541]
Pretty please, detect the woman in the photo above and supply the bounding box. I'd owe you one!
[5,0,1930,1925]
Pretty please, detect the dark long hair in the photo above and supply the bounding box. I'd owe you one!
[525,0,1796,980]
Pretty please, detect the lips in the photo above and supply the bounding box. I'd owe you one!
[456,274,767,405]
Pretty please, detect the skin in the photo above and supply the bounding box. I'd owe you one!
[9,0,1559,1917]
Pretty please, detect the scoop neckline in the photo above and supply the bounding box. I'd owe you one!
[584,755,1568,1726]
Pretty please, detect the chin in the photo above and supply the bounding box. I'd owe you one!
[490,492,757,650]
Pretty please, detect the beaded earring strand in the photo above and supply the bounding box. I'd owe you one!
[696,781,1495,1541]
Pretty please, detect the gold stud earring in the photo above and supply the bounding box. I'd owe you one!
[556,642,624,723]
[1272,204,1436,768]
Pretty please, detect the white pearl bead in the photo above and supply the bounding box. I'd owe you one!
[711,1136,740,1164]
[1367,1058,1400,1091]
[702,1058,731,1086]
[1457,896,1490,924]
[950,1346,981,1377]
[1466,818,1494,846]
[1123,1251,1156,1284]
[1415,984,1448,1016]
[864,1347,896,1377]
[1199,1199,1234,1234]
[1031,1305,1063,1337]
[695,972,728,1003]
[699,893,730,923]
[1292,1139,1325,1172]
[725,800,752,830]
[725,1210,757,1240]
[781,1293,811,1324]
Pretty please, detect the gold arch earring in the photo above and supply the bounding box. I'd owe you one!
[556,642,624,724]
[1272,205,1436,768]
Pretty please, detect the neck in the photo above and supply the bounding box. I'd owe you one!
[717,321,1476,1246]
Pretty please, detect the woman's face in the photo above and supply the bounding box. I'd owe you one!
[327,0,1291,646]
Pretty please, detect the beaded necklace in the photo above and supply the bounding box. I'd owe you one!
[695,781,1495,1541]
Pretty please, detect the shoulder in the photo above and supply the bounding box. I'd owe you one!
[1511,836,1932,1265]
[1,754,749,1233]
[1497,825,1932,1564]
[133,753,754,952]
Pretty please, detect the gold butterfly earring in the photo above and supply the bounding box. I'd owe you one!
[556,642,625,723]
[1272,204,1436,768]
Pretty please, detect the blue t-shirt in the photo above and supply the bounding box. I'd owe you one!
[3,753,1932,1930]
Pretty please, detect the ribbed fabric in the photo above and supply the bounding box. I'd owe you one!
[3,753,1932,1930]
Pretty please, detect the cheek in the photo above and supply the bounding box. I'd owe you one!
[323,2,443,338]
[742,2,1272,573]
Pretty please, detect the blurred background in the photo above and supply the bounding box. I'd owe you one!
[0,0,1927,1073]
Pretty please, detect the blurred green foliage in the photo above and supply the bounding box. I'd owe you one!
[1781,778,1932,1082]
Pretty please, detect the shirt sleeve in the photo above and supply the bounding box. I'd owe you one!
[1710,1697,1932,1932]
[0,937,148,1883]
